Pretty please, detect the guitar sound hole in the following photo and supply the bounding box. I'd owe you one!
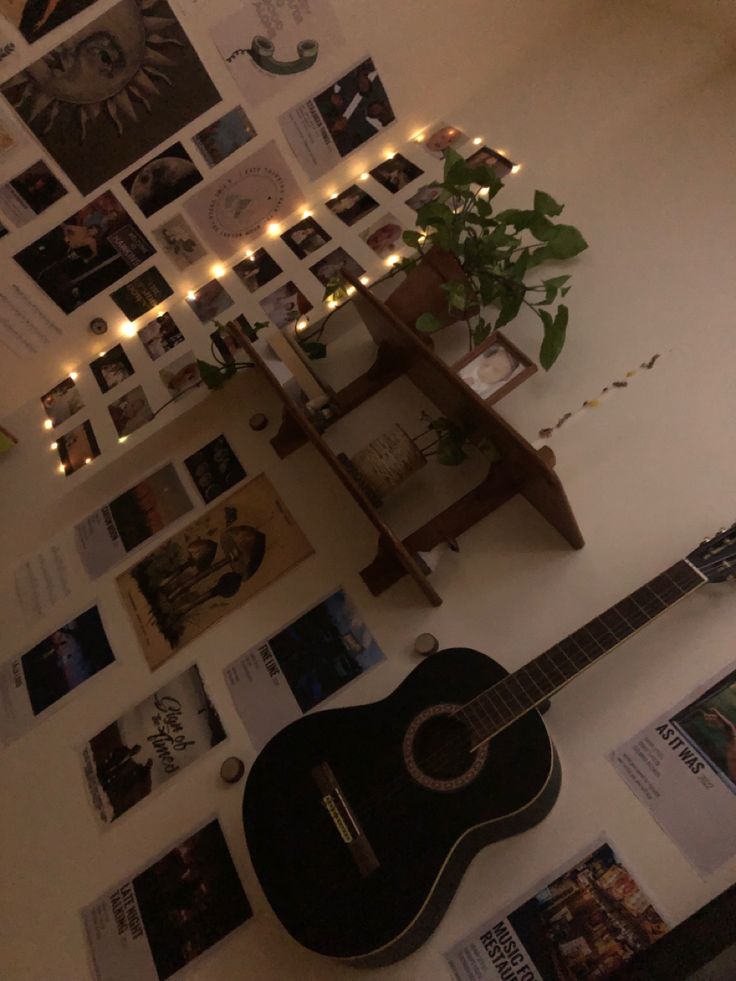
[403,704,489,792]
[413,715,473,780]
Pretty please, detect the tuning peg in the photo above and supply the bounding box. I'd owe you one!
[701,537,712,545]
[719,527,727,534]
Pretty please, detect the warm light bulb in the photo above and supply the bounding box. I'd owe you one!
[85,457,92,465]
[50,442,57,450]
[359,172,369,182]
[211,263,226,278]
[98,350,106,358]
[385,254,400,266]
[245,249,254,259]
[43,419,53,431]
[118,435,128,444]
[121,321,136,337]
[295,317,309,333]
[359,275,370,285]
[301,209,312,219]
[472,137,483,145]
[479,187,490,199]
[346,285,356,296]
[418,233,427,243]
[412,131,425,143]
[327,191,338,200]
[326,299,337,309]
[57,464,65,474]
[69,371,78,381]
[267,222,281,236]
[186,290,197,302]
[511,163,521,174]
[385,150,396,160]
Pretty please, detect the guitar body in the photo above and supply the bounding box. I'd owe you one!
[242,647,560,966]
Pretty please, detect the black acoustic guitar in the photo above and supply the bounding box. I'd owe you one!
[242,528,735,966]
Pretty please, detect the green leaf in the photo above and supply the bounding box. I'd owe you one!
[546,225,589,259]
[473,321,492,346]
[467,165,504,193]
[495,290,524,329]
[443,147,464,181]
[446,157,473,186]
[440,280,470,310]
[416,200,454,230]
[560,286,571,297]
[299,340,327,360]
[529,215,557,241]
[402,229,422,249]
[415,312,443,333]
[542,275,571,289]
[197,360,226,390]
[437,438,468,466]
[534,190,564,216]
[539,304,569,370]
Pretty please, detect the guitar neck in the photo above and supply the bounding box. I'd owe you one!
[460,559,707,747]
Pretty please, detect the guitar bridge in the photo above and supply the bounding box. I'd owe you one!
[311,762,379,878]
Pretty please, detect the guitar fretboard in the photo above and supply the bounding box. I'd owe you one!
[458,559,706,746]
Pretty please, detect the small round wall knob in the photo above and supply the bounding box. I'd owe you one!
[89,317,108,336]
[220,756,245,784]
[249,413,268,431]
[414,633,439,656]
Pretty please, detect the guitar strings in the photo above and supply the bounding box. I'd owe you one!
[342,558,728,823]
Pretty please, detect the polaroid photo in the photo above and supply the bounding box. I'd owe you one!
[281,217,331,260]
[420,124,468,159]
[309,247,364,289]
[369,153,424,193]
[405,183,442,212]
[90,344,134,394]
[325,184,378,226]
[194,107,256,167]
[184,434,246,503]
[41,376,84,428]
[359,213,405,259]
[137,312,185,362]
[231,248,281,293]
[186,279,234,323]
[152,213,207,271]
[260,280,313,328]
[159,352,201,398]
[57,420,101,475]
[465,144,514,178]
[454,333,535,404]
[108,386,154,438]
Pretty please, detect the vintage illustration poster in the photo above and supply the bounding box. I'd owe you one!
[184,434,246,504]
[121,143,202,218]
[74,464,193,579]
[14,191,154,314]
[445,842,667,981]
[279,55,395,179]
[80,666,225,825]
[610,660,736,874]
[82,819,251,980]
[0,607,115,747]
[151,214,206,272]
[211,0,345,106]
[117,474,313,669]
[224,588,385,749]
[1,0,220,196]
[0,0,100,43]
[185,140,302,258]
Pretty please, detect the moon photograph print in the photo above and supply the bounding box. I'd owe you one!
[0,0,220,195]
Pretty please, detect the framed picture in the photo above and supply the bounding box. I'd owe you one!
[452,332,536,405]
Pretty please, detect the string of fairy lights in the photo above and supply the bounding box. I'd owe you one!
[42,129,522,475]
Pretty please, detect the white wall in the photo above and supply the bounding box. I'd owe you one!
[2,3,736,980]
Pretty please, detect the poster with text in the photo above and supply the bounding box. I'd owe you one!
[610,661,736,874]
[279,55,395,179]
[211,0,345,106]
[14,535,74,619]
[224,588,385,749]
[81,665,225,825]
[185,140,302,258]
[445,842,667,981]
[14,191,154,314]
[0,607,115,747]
[1,0,220,196]
[117,474,314,669]
[74,464,193,579]
[82,819,251,980]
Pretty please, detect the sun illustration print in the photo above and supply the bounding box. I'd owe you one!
[5,0,185,139]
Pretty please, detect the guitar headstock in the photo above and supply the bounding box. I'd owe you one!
[687,524,736,582]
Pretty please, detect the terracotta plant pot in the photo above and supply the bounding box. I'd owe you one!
[385,247,476,331]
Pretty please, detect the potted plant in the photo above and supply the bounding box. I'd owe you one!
[392,147,588,369]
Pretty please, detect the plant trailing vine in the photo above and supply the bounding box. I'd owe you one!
[403,147,588,369]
